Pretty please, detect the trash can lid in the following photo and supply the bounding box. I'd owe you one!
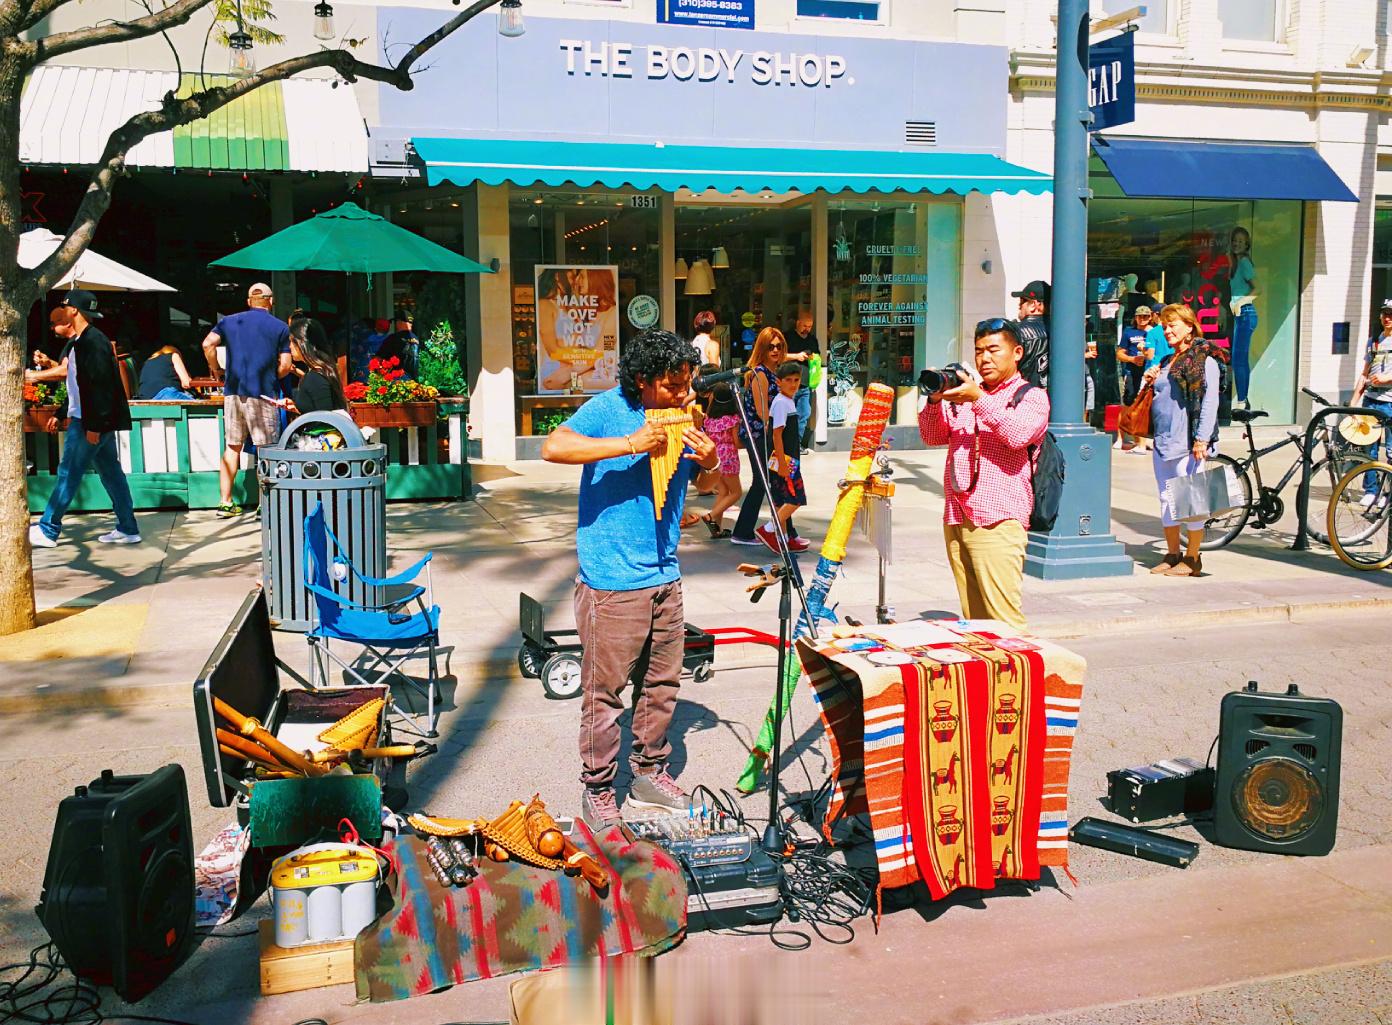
[279,410,367,450]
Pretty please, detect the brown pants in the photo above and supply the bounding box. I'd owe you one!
[944,519,1028,632]
[575,579,685,789]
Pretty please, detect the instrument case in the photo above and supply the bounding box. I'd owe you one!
[681,845,784,932]
[193,589,388,844]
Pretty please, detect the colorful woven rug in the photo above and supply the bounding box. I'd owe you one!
[354,823,687,1001]
[802,621,1084,900]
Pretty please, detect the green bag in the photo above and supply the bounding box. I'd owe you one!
[808,353,824,389]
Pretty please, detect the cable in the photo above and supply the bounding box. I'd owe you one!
[0,941,209,1025]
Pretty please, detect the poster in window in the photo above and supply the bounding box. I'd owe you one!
[535,265,620,395]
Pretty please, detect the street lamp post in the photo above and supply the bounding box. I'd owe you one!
[1023,0,1133,579]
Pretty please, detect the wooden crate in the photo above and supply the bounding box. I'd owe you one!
[257,918,357,995]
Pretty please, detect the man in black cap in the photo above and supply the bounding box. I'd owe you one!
[373,309,419,379]
[26,290,140,548]
[1012,280,1051,389]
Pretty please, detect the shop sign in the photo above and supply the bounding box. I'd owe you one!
[535,265,621,395]
[740,311,757,328]
[627,294,660,329]
[629,195,660,209]
[1088,32,1135,131]
[559,39,850,89]
[657,0,755,31]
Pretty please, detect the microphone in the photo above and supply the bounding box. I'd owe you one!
[693,367,742,392]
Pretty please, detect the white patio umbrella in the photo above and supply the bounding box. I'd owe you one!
[18,228,175,292]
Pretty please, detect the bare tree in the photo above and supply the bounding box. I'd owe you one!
[0,0,504,635]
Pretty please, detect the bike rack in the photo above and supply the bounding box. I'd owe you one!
[1291,404,1392,551]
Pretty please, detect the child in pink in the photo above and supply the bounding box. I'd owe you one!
[699,382,743,537]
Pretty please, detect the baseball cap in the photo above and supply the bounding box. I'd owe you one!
[62,289,102,320]
[1135,305,1153,317]
[1012,280,1051,304]
[248,282,273,299]
[1381,298,1392,312]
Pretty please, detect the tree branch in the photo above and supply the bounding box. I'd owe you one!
[32,0,215,62]
[29,0,503,294]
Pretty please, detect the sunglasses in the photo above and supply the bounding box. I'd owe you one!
[975,317,1020,337]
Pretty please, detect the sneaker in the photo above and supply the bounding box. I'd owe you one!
[729,535,763,546]
[28,524,56,548]
[581,787,622,829]
[755,524,780,553]
[627,770,692,814]
[215,503,242,519]
[98,530,141,544]
[1359,492,1377,510]
[788,536,811,552]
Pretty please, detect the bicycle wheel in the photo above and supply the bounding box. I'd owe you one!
[1304,452,1370,544]
[1328,461,1392,570]
[1198,454,1252,550]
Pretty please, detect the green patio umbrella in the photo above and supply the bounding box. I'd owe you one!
[210,202,492,275]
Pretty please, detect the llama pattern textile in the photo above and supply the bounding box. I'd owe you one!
[354,823,687,1001]
[801,622,1083,902]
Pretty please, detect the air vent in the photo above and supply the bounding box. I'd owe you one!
[905,121,937,147]
[1245,739,1270,756]
[1294,742,1317,760]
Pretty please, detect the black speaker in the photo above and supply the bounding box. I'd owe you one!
[1214,682,1342,856]
[35,765,195,1002]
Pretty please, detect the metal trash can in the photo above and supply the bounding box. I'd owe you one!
[258,411,387,632]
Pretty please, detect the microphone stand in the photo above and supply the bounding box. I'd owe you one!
[729,372,817,856]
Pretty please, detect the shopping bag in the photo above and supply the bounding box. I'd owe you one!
[1167,463,1244,522]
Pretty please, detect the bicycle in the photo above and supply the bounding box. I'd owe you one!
[1200,388,1367,550]
[1327,460,1392,569]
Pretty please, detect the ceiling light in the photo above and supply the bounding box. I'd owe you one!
[498,0,525,38]
[711,246,730,269]
[312,1,335,40]
[674,257,688,280]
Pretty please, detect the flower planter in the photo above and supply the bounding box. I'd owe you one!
[23,406,60,433]
[350,401,437,430]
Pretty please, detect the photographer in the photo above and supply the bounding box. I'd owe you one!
[918,318,1049,631]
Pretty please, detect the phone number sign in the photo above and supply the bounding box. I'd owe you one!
[658,0,755,30]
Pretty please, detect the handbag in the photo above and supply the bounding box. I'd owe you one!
[1166,463,1245,522]
[1119,385,1154,438]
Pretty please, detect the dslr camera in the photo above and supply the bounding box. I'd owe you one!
[918,362,975,395]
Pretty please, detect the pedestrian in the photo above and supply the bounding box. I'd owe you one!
[26,291,141,548]
[1013,280,1050,388]
[1116,306,1155,452]
[1143,303,1225,578]
[785,311,821,452]
[539,328,719,827]
[919,317,1049,631]
[201,282,291,518]
[283,317,346,416]
[756,361,808,553]
[1350,298,1392,507]
[373,310,419,379]
[137,343,195,400]
[695,381,743,538]
[731,328,806,549]
[692,310,720,368]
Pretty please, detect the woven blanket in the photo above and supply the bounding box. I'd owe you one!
[802,621,1084,898]
[354,823,687,1002]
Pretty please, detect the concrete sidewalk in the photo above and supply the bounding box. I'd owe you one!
[5,436,1389,712]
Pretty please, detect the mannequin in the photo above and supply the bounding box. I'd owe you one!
[1227,227,1258,408]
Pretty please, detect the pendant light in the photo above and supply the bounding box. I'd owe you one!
[227,0,254,77]
[498,0,526,38]
[674,257,689,281]
[312,1,335,40]
[710,246,730,270]
[684,259,714,296]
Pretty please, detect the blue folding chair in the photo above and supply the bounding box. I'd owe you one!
[303,501,441,738]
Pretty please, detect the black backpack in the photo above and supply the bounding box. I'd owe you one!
[1009,384,1064,533]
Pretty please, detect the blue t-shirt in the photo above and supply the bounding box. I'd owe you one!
[1119,326,1147,359]
[1145,324,1172,369]
[215,308,290,398]
[567,388,692,592]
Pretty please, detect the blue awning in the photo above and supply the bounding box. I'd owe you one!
[411,138,1051,197]
[1091,136,1357,202]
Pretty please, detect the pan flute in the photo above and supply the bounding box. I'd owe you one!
[645,408,693,521]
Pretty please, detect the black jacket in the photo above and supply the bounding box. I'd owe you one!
[1017,316,1049,389]
[61,325,131,434]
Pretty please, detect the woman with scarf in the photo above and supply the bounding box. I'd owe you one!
[1141,303,1226,577]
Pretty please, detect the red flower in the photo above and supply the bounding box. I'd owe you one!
[369,358,381,372]
[376,385,388,395]
[344,382,367,401]
[388,357,400,367]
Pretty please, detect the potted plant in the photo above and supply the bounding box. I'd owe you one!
[23,381,66,433]
[415,320,469,404]
[825,339,862,428]
[347,356,439,429]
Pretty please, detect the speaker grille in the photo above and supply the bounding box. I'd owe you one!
[1294,742,1317,760]
[1233,756,1323,841]
[1244,739,1270,756]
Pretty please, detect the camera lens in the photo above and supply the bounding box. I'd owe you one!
[918,368,946,393]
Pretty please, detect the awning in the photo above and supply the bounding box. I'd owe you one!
[1091,136,1357,202]
[411,137,1051,196]
[20,66,368,173]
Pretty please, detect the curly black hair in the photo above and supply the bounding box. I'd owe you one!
[618,328,700,402]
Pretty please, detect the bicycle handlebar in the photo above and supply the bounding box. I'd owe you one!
[1302,387,1333,407]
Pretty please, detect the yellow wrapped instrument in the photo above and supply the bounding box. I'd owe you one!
[645,409,693,521]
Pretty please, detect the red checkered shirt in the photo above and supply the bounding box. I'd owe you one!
[918,373,1050,528]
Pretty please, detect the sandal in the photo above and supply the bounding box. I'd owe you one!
[701,514,726,539]
[679,512,701,529]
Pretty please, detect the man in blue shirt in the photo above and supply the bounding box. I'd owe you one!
[542,328,718,828]
[202,283,291,517]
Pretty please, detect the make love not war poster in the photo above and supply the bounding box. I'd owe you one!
[534,265,620,394]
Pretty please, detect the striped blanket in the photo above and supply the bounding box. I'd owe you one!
[802,622,1084,899]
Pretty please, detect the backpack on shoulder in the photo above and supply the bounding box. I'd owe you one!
[1008,384,1065,533]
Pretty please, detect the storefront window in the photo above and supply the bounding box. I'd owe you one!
[1218,0,1282,41]
[508,189,661,433]
[1088,195,1302,421]
[826,197,960,425]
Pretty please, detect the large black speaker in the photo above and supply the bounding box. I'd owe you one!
[35,765,195,1002]
[1214,682,1342,856]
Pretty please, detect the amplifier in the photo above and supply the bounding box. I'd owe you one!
[1106,756,1215,823]
[625,812,752,867]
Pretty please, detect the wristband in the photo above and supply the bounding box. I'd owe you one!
[626,435,636,455]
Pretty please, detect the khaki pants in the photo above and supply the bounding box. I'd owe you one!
[944,519,1028,631]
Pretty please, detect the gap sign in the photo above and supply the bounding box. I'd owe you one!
[1088,32,1135,131]
[658,0,755,30]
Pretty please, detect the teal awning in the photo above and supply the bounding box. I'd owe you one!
[412,138,1052,196]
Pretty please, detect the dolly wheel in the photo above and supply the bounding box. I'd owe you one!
[518,642,546,679]
[692,662,714,683]
[541,653,583,700]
